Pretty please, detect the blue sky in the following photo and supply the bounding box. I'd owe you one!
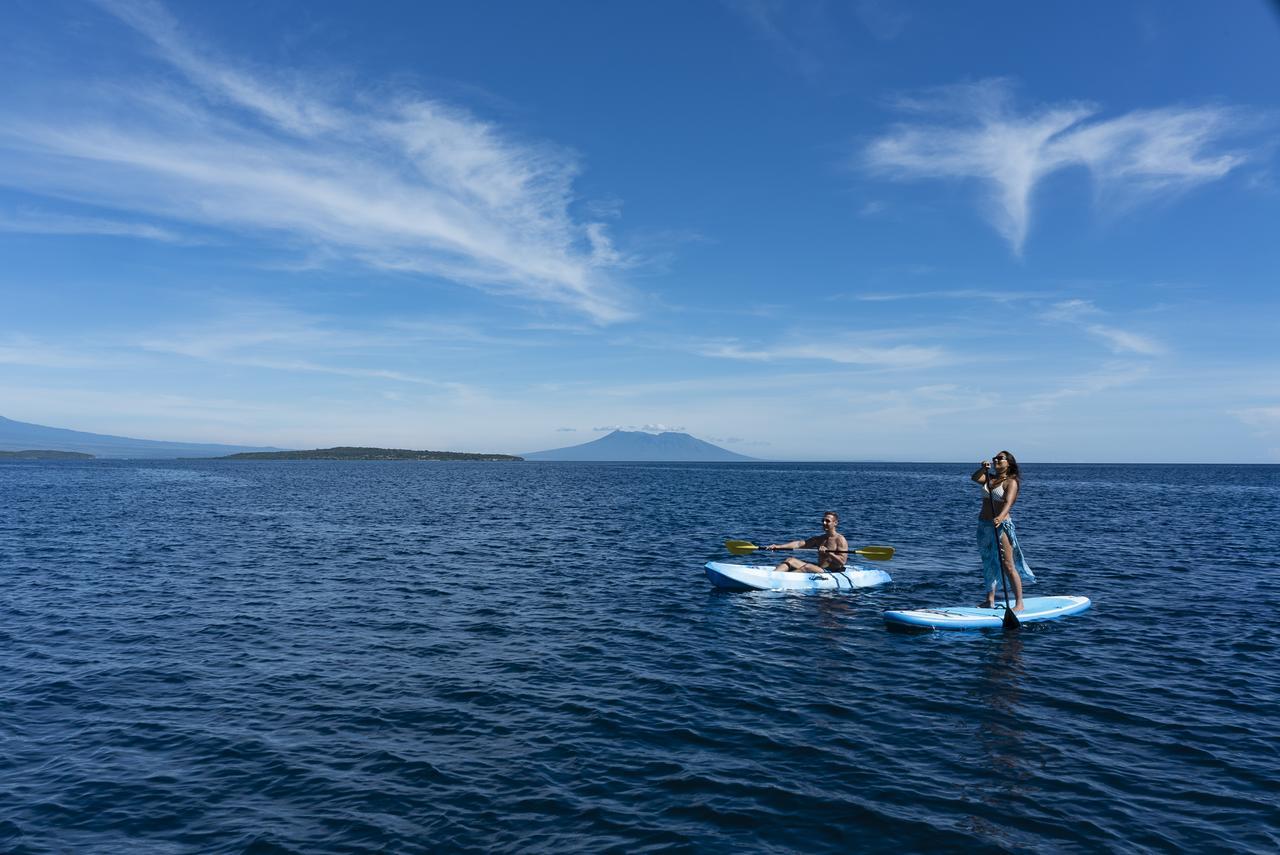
[2,0,1278,461]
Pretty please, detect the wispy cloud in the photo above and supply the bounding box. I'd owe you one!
[0,208,188,242]
[852,288,1042,303]
[0,0,632,321]
[134,303,473,390]
[865,78,1252,253]
[0,335,118,369]
[1040,298,1166,355]
[1022,362,1152,412]
[727,0,824,78]
[697,338,947,368]
[1085,325,1164,356]
[853,0,910,41]
[1039,298,1100,323]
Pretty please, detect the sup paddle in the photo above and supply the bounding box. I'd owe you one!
[724,540,895,561]
[985,466,1020,631]
[995,523,1020,631]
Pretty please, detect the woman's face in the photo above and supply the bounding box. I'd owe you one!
[993,453,1011,473]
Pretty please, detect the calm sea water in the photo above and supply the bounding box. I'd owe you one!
[2,460,1277,853]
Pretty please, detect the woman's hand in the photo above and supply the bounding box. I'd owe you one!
[981,459,991,470]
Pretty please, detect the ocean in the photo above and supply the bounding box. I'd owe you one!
[2,459,1277,853]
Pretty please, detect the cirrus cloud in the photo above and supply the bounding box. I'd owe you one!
[865,78,1254,254]
[0,0,633,322]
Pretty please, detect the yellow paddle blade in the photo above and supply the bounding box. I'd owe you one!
[854,545,895,561]
[724,539,761,555]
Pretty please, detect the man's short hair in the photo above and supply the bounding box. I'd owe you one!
[824,511,839,522]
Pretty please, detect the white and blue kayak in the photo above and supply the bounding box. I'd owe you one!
[883,596,1091,630]
[705,561,891,592]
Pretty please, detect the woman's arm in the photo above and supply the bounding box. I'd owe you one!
[971,460,991,483]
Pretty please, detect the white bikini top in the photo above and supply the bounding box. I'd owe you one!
[983,481,1006,502]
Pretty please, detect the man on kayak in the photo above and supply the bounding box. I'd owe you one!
[765,512,848,573]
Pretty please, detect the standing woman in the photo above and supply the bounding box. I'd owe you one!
[971,451,1035,611]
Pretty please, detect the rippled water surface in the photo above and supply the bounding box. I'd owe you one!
[2,460,1278,853]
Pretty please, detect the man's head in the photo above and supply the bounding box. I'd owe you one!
[822,511,839,528]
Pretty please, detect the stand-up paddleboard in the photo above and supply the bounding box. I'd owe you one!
[705,560,891,592]
[883,596,1091,630]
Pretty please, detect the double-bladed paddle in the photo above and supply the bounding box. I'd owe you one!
[724,539,895,561]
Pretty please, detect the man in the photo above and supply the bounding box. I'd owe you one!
[765,512,848,574]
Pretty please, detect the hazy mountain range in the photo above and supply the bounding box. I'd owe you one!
[1,416,754,462]
[0,415,284,459]
[524,430,754,461]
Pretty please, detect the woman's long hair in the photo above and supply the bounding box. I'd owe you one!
[997,450,1021,482]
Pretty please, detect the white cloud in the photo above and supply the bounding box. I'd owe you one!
[0,209,187,242]
[854,0,910,41]
[856,288,1041,303]
[698,338,947,368]
[1040,299,1166,355]
[0,336,118,369]
[1086,324,1165,355]
[133,304,474,390]
[0,0,632,322]
[1022,362,1152,412]
[1040,299,1101,323]
[729,0,824,78]
[866,79,1251,253]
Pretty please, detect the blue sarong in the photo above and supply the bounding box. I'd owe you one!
[977,517,1034,593]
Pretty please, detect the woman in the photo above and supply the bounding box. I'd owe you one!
[971,451,1034,611]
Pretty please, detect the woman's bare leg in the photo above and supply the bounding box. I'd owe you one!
[999,531,1024,611]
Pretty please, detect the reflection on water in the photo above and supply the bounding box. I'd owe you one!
[968,633,1029,844]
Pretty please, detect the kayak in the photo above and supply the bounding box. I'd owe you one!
[883,596,1091,630]
[705,560,891,592]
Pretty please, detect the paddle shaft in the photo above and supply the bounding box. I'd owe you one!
[761,545,892,558]
[986,468,1020,630]
[724,540,893,560]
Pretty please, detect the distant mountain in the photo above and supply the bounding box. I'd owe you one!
[524,430,754,461]
[0,415,287,459]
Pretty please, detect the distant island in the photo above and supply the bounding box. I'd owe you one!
[216,446,523,461]
[524,430,755,462]
[0,449,95,460]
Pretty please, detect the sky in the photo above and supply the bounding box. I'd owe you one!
[1,0,1278,462]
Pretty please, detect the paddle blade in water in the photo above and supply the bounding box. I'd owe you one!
[1003,606,1021,631]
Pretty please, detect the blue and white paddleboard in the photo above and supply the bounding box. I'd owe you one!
[883,596,1091,630]
[705,560,891,592]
